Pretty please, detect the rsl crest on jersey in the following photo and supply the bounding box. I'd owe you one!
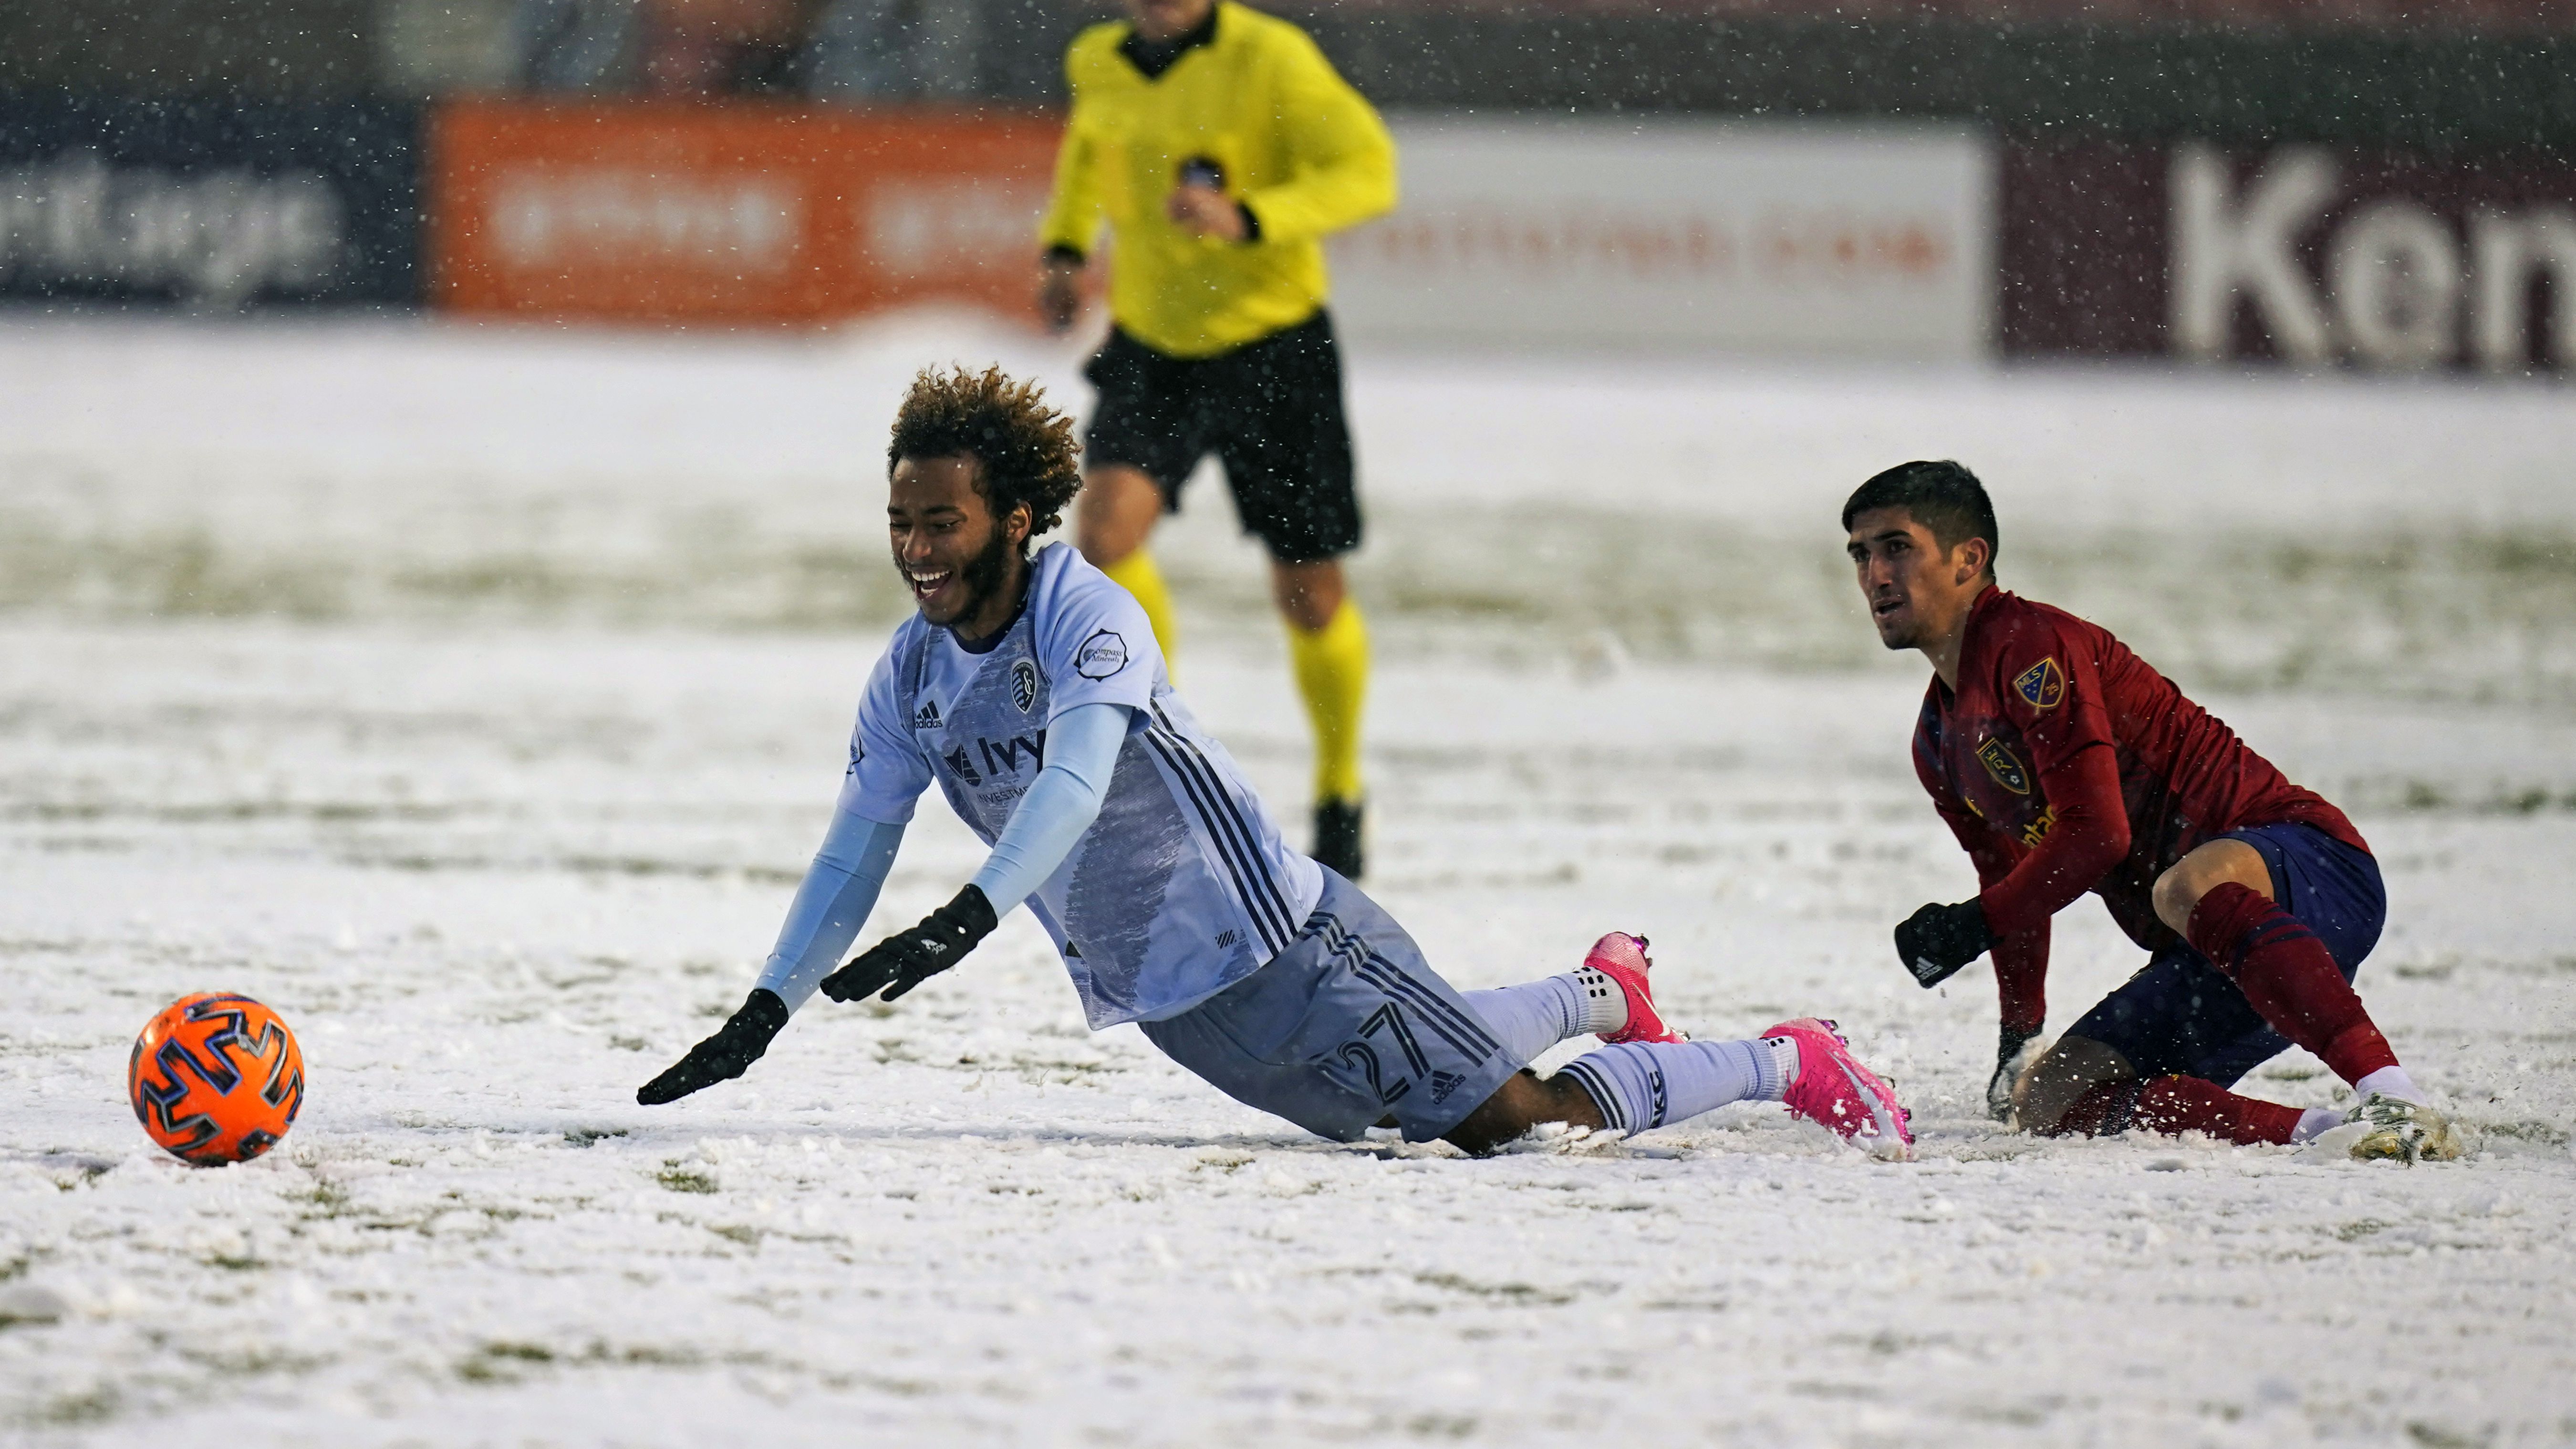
[1976,737,2032,795]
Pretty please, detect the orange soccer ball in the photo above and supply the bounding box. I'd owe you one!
[128,993,306,1166]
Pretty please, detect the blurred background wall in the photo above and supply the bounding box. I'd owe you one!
[3,0,2571,371]
[8,0,2572,146]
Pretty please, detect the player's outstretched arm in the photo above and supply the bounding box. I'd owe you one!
[636,804,907,1105]
[819,885,1000,1004]
[819,703,1131,1005]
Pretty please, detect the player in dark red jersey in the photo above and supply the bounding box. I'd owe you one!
[1843,460,2460,1161]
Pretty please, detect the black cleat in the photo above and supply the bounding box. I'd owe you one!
[1313,797,1365,880]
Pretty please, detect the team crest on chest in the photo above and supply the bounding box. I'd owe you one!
[2013,656,2066,712]
[1975,737,2032,795]
[1009,658,1039,714]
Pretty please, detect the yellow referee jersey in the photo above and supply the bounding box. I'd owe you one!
[1037,2,1396,359]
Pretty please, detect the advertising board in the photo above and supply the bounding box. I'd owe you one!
[428,101,1060,324]
[0,95,420,309]
[2004,142,2576,372]
[1326,118,1996,359]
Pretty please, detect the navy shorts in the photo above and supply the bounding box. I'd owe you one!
[1139,871,1522,1143]
[2069,822,2385,1087]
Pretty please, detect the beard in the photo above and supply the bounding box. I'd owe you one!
[1868,591,1925,650]
[946,522,1019,629]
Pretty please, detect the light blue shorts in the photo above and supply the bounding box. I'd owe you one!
[1140,871,1524,1142]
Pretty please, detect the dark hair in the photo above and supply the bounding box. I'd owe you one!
[1841,460,1999,573]
[886,365,1083,549]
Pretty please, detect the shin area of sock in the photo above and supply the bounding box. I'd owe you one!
[1556,1039,1774,1134]
[2046,1074,2297,1146]
[1461,976,1591,1065]
[2186,882,2399,1084]
[1287,600,1369,803]
[2133,1076,2301,1145]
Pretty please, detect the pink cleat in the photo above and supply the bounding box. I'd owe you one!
[1583,932,1686,1045]
[1762,1017,1914,1159]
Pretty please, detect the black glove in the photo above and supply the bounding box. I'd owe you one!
[820,885,997,1004]
[637,988,790,1106]
[1894,898,1996,988]
[1987,1022,2041,1122]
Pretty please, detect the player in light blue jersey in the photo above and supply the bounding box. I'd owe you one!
[638,366,1914,1157]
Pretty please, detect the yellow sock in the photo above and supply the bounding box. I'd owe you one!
[1288,599,1369,804]
[1099,549,1179,674]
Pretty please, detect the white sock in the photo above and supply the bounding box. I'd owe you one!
[1555,1038,1785,1134]
[1768,1035,1801,1087]
[2353,1065,2425,1106]
[2292,1106,2345,1143]
[1464,970,1626,1065]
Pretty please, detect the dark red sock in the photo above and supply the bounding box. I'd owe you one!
[2186,882,2399,1084]
[2045,1075,2300,1146]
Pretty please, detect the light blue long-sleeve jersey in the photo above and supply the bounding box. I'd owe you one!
[966,700,1129,912]
[754,700,1131,1010]
[843,545,1323,1027]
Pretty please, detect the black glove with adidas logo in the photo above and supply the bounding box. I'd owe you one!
[820,885,997,1004]
[1894,898,1997,988]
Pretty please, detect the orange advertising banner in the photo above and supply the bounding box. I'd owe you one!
[428,101,1063,324]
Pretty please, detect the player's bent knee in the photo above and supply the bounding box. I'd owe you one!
[2012,1035,2134,1135]
[1270,559,1346,632]
[1075,468,1162,563]
[1076,518,1149,568]
[2149,869,2194,936]
[2151,838,2272,935]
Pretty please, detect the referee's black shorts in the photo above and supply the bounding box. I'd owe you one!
[1081,310,1361,564]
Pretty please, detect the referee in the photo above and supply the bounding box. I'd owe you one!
[1035,0,1395,880]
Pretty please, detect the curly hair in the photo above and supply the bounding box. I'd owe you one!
[886,365,1083,549]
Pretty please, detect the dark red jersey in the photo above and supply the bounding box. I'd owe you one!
[1912,588,2366,1032]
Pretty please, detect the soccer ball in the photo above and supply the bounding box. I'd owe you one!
[128,993,306,1166]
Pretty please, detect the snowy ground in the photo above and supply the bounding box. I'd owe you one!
[3,317,2575,1446]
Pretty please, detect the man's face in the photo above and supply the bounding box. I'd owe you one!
[1846,507,1986,651]
[1124,0,1212,41]
[888,454,1024,631]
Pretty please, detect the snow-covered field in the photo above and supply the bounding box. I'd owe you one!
[4,317,2574,1446]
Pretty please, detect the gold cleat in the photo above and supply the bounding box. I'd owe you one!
[2344,1093,2464,1164]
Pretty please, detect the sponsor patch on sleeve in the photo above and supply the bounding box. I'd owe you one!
[1074,628,1130,681]
[2013,656,2066,712]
